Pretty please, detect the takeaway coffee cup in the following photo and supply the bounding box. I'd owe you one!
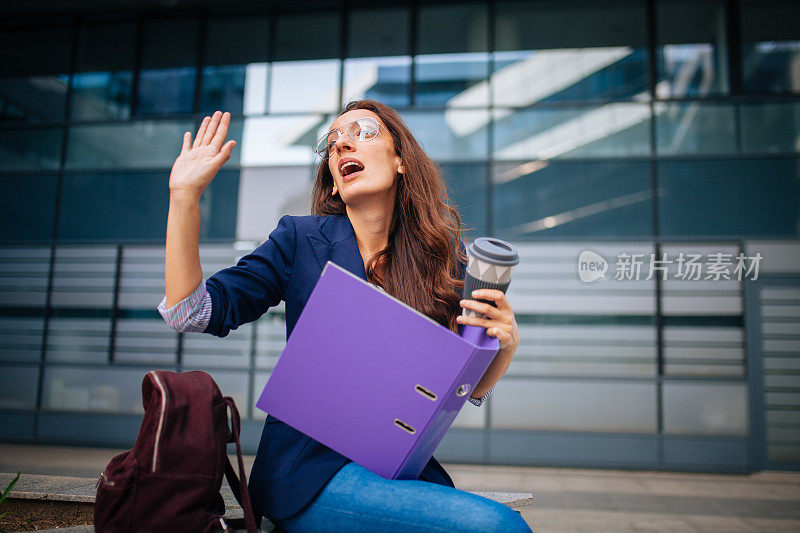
[460,237,519,345]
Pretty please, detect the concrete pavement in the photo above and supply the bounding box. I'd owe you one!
[2,444,799,532]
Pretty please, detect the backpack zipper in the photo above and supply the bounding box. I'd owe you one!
[149,371,167,473]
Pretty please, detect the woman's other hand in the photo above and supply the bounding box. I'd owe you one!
[457,289,520,353]
[169,110,236,199]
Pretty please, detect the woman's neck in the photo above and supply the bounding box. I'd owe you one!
[346,203,393,265]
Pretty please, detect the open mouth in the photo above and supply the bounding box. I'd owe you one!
[340,159,365,179]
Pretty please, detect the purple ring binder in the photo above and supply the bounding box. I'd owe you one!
[256,261,499,480]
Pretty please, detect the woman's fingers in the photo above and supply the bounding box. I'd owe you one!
[210,112,230,150]
[470,289,513,312]
[202,111,223,146]
[214,139,236,163]
[460,298,503,321]
[193,116,211,149]
[180,131,191,155]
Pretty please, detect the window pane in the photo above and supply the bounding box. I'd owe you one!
[0,365,39,409]
[0,27,71,122]
[0,127,63,170]
[45,318,111,363]
[0,246,51,308]
[0,174,57,241]
[663,381,747,435]
[400,109,489,161]
[235,166,314,241]
[0,318,45,363]
[50,246,117,309]
[414,53,489,107]
[740,102,800,154]
[65,120,192,169]
[200,17,269,116]
[656,0,729,98]
[416,4,488,107]
[342,57,411,108]
[57,170,238,241]
[490,379,656,433]
[493,160,653,240]
[654,102,736,154]
[349,8,409,58]
[71,21,136,120]
[658,158,800,237]
[440,162,488,239]
[136,19,199,115]
[114,318,177,365]
[417,3,488,55]
[274,13,341,61]
[269,60,340,114]
[494,0,649,102]
[493,104,651,160]
[741,0,800,94]
[243,115,323,166]
[43,366,156,414]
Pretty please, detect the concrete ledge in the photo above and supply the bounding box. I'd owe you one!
[2,472,532,532]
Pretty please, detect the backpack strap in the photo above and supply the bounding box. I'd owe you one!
[222,397,259,533]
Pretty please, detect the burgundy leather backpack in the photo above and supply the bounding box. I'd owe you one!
[93,370,258,532]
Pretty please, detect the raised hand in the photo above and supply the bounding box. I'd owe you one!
[169,111,237,199]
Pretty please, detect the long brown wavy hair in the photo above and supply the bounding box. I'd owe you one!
[311,100,466,333]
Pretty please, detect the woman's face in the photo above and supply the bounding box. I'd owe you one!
[326,110,403,207]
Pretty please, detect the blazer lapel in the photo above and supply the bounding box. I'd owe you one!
[306,215,367,282]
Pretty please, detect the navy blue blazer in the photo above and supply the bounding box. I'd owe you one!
[203,214,460,521]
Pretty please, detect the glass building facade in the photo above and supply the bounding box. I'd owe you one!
[1,0,799,472]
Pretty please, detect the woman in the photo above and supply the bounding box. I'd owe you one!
[159,100,530,532]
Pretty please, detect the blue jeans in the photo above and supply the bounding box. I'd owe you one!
[272,462,533,533]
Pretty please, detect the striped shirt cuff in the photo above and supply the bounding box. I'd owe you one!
[157,281,213,333]
[467,384,495,407]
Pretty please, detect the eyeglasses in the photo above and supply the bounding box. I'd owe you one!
[315,116,382,158]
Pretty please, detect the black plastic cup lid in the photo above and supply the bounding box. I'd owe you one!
[468,237,519,266]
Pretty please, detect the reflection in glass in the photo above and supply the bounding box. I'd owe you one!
[0,27,72,122]
[492,160,653,239]
[72,72,133,120]
[45,318,111,364]
[201,65,246,115]
[493,48,648,104]
[269,60,340,113]
[400,110,488,161]
[493,104,651,161]
[656,0,728,98]
[243,115,324,166]
[415,53,489,107]
[740,103,800,154]
[342,57,411,107]
[71,21,136,120]
[137,68,196,116]
[654,103,736,154]
[494,1,648,102]
[43,366,156,414]
[741,1,800,94]
[274,13,341,61]
[658,158,800,237]
[66,120,192,169]
[0,127,63,170]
